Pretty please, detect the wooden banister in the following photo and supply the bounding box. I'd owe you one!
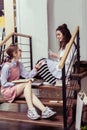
[58,26,79,69]
[0,32,14,47]
[0,32,32,47]
[13,32,32,38]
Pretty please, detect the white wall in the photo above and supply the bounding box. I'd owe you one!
[16,0,87,64]
[82,0,87,60]
[16,0,48,65]
[47,0,87,60]
[4,0,14,48]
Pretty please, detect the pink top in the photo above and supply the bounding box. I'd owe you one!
[1,62,20,102]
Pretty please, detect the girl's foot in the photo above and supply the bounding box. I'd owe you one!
[27,107,40,120]
[41,107,57,119]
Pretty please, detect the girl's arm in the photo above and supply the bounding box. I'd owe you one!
[1,64,14,87]
[20,62,37,78]
[20,60,45,79]
[48,50,60,59]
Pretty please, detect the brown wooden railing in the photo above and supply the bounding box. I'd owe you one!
[58,26,79,69]
[0,32,33,69]
[60,26,80,130]
[0,32,32,47]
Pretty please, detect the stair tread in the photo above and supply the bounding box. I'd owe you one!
[71,71,87,78]
[0,111,64,128]
[0,95,76,108]
[32,84,80,91]
[0,111,73,128]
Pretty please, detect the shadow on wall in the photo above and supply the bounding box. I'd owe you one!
[47,0,54,49]
[47,0,58,53]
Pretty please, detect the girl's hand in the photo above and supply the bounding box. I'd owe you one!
[35,60,45,71]
[49,50,59,59]
[48,50,54,58]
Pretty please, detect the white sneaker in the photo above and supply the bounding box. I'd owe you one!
[41,107,56,119]
[27,107,40,120]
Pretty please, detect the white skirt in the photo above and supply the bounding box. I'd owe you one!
[46,59,62,79]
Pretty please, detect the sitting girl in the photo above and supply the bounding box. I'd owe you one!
[0,44,56,120]
[35,24,76,85]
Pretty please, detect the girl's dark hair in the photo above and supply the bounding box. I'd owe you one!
[56,23,71,49]
[6,44,18,59]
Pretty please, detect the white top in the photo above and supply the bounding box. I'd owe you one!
[46,44,76,79]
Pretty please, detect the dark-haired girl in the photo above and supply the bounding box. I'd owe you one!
[36,24,76,85]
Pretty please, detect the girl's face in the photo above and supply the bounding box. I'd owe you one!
[13,48,21,59]
[56,30,64,42]
[18,49,22,58]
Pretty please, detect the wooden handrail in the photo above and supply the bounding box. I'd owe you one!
[0,32,14,47]
[13,32,32,38]
[58,26,79,69]
[0,32,32,47]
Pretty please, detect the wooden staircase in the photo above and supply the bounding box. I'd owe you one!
[0,111,64,128]
[0,80,80,129]
[0,26,82,130]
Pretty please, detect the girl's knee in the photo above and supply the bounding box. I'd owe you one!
[36,58,46,64]
[25,82,31,88]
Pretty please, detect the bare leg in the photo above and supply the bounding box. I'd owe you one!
[16,82,46,111]
[23,82,34,109]
[32,93,46,112]
[15,81,56,120]
[16,81,33,109]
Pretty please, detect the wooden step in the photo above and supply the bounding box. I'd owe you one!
[71,71,87,79]
[13,98,76,107]
[14,99,64,106]
[0,96,62,106]
[0,95,76,109]
[0,111,64,128]
[0,111,73,128]
[32,84,80,91]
